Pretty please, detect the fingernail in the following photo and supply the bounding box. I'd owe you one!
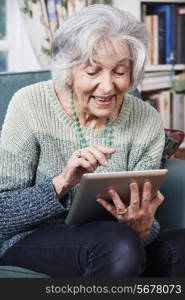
[103,160,108,166]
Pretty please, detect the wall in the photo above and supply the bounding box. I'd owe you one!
[7,0,40,71]
[112,0,141,18]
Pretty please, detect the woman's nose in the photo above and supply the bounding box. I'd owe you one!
[98,73,114,94]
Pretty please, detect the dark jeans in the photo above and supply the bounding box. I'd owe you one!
[1,221,145,278]
[1,222,185,278]
[143,227,185,277]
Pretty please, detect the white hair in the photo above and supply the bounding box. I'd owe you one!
[51,4,150,94]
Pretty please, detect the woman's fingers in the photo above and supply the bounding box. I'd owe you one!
[79,158,96,171]
[97,183,164,240]
[96,197,117,218]
[129,182,140,214]
[150,191,164,214]
[80,149,98,169]
[141,181,151,210]
[97,189,128,222]
[108,189,127,214]
[72,146,116,169]
[69,152,95,172]
[89,145,116,166]
[94,145,116,154]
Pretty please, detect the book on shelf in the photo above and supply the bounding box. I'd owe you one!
[145,15,159,65]
[176,6,185,64]
[146,4,176,65]
[141,3,185,66]
[144,71,172,78]
[158,91,171,129]
[141,71,174,91]
[158,11,166,65]
[172,92,185,131]
[143,91,185,131]
[143,91,171,128]
[143,75,173,84]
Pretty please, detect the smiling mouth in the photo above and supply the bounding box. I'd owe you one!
[91,95,115,102]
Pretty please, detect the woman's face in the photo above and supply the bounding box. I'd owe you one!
[71,40,131,120]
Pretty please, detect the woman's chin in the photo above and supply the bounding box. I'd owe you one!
[93,112,113,120]
[89,106,114,119]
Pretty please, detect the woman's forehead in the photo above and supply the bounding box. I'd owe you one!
[91,39,131,67]
[91,56,131,69]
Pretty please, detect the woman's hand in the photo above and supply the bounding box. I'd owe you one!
[52,145,115,197]
[97,182,164,239]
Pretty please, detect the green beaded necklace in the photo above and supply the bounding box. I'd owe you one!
[70,95,114,151]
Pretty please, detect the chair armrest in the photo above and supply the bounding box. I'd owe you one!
[157,158,185,229]
[0,266,50,278]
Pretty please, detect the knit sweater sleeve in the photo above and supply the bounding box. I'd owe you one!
[129,101,165,172]
[130,100,165,246]
[0,88,70,238]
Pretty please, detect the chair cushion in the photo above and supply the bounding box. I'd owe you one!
[161,129,184,167]
[0,266,50,278]
[0,70,51,125]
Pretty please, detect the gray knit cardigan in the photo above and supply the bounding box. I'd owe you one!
[0,80,165,258]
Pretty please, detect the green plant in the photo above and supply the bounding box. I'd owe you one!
[20,0,40,18]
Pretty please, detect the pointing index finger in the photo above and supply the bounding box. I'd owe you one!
[94,145,116,154]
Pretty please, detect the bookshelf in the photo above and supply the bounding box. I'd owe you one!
[113,0,185,158]
[145,65,185,72]
[112,1,185,81]
[141,64,185,91]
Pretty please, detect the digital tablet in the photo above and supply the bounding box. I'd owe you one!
[65,169,168,225]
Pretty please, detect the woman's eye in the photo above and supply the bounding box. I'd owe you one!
[85,66,100,76]
[115,72,125,76]
[86,72,97,76]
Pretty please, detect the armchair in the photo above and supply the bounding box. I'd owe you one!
[0,70,185,277]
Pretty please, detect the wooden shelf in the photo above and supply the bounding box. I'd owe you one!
[141,81,171,92]
[145,64,185,72]
[142,65,185,91]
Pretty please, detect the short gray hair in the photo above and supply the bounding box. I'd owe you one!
[51,4,150,93]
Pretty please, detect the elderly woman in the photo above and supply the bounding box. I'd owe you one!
[0,4,185,278]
